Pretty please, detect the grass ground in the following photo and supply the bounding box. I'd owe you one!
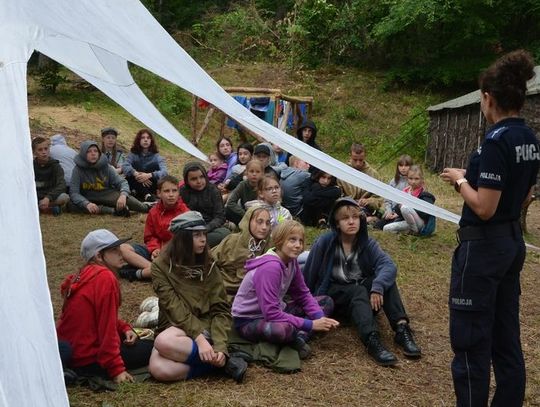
[31,62,540,406]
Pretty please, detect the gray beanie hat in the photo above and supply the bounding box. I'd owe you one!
[80,229,131,261]
[169,211,207,233]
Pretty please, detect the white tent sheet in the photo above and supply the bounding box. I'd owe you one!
[0,1,462,406]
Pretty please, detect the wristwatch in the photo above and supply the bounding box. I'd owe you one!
[454,178,468,192]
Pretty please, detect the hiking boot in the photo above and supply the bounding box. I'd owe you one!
[224,356,248,383]
[366,332,398,366]
[291,336,312,360]
[394,323,421,358]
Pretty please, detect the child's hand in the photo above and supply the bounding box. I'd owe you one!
[211,352,226,368]
[113,371,134,383]
[312,317,340,332]
[384,212,397,220]
[38,197,50,210]
[370,293,384,312]
[124,329,138,345]
[86,202,99,214]
[195,334,215,363]
[116,195,127,210]
[151,249,160,260]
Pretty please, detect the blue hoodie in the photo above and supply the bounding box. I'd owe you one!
[302,198,397,296]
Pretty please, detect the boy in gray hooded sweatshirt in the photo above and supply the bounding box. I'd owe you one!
[69,140,148,215]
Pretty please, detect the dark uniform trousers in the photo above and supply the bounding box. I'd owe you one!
[328,280,408,344]
[450,234,526,407]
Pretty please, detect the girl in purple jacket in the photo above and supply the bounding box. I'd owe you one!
[231,220,338,359]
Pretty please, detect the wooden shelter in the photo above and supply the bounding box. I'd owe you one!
[191,87,313,146]
[426,67,540,231]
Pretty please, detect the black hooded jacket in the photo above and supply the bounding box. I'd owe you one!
[179,162,226,232]
[296,119,321,150]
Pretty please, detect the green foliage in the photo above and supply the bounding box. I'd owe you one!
[130,66,191,121]
[37,62,67,94]
[141,0,233,29]
[182,0,540,87]
[191,3,280,62]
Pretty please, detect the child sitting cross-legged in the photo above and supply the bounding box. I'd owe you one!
[32,136,70,215]
[118,175,189,281]
[232,220,339,360]
[149,211,247,382]
[69,141,148,215]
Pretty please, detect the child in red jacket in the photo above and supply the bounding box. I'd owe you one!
[56,229,153,383]
[119,175,189,281]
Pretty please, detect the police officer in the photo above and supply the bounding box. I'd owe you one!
[441,50,540,407]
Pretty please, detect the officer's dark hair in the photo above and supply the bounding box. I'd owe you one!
[479,49,535,112]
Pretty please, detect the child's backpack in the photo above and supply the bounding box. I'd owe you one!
[419,215,436,236]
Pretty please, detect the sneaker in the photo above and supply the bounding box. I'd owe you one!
[144,193,157,203]
[291,336,312,360]
[139,296,159,312]
[113,206,131,217]
[119,266,139,282]
[366,332,398,366]
[394,323,421,358]
[135,309,159,328]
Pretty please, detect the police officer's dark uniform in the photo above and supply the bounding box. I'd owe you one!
[450,117,540,406]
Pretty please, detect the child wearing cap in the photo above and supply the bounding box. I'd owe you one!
[253,142,286,179]
[149,211,247,382]
[101,127,126,175]
[56,229,153,383]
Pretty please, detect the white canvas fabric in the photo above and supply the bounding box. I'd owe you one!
[0,2,461,406]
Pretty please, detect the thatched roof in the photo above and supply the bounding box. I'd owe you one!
[427,66,540,112]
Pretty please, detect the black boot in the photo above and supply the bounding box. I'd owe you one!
[394,323,421,358]
[291,336,312,360]
[224,356,248,383]
[366,332,398,366]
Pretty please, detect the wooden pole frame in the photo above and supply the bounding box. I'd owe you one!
[190,88,314,145]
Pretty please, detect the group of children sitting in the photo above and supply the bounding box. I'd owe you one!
[34,121,436,240]
[44,122,435,386]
